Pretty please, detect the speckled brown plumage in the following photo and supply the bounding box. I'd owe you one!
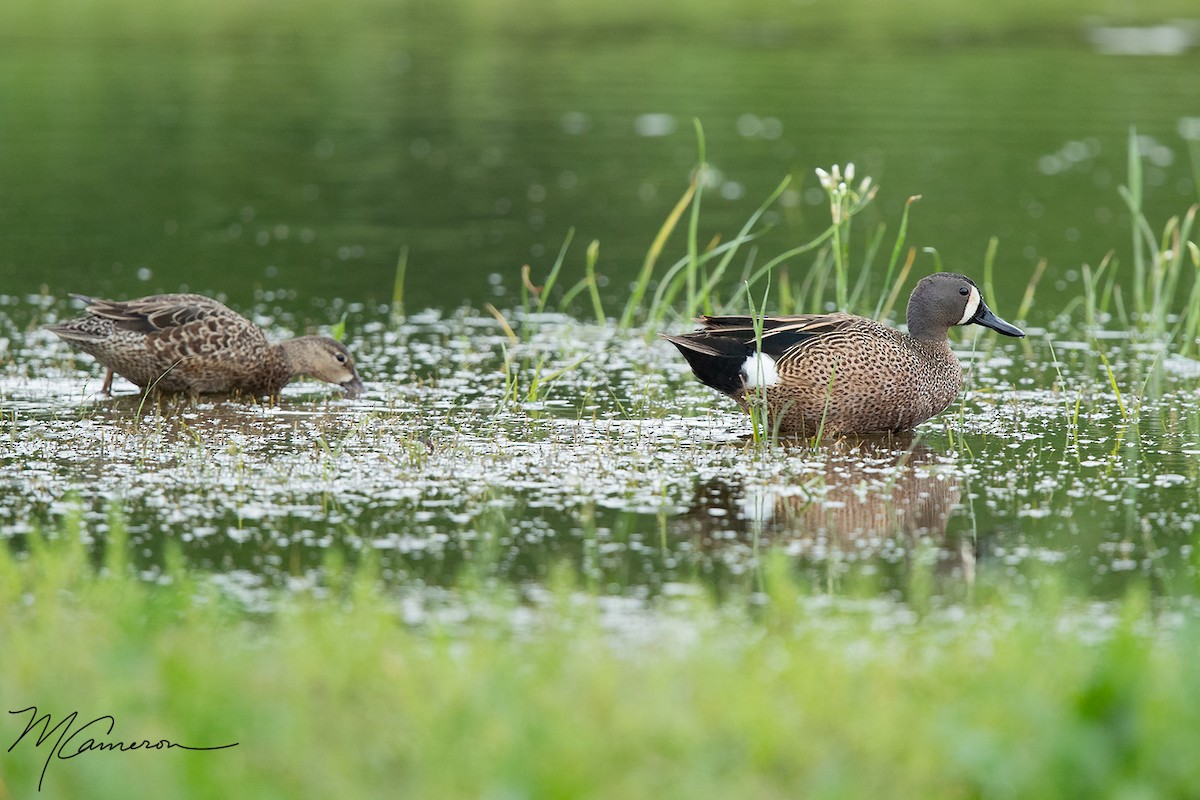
[664,272,1025,436]
[47,293,363,398]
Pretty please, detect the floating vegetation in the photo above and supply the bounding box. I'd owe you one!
[3,291,1200,613]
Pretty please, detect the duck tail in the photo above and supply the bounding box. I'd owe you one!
[45,295,108,341]
[45,316,110,342]
[661,334,750,396]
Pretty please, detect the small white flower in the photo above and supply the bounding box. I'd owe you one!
[831,164,842,184]
[844,162,855,182]
[858,177,872,194]
[815,167,832,189]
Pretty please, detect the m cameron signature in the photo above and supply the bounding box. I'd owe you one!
[8,706,239,791]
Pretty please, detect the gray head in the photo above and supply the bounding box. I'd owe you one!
[281,336,364,397]
[905,272,1025,341]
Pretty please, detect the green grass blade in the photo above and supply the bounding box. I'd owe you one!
[537,228,576,313]
[330,312,348,342]
[1095,344,1128,420]
[585,239,605,325]
[681,175,791,321]
[983,236,998,305]
[1125,127,1146,317]
[874,195,921,319]
[620,174,699,329]
[1015,258,1047,323]
[877,247,916,322]
[391,245,409,323]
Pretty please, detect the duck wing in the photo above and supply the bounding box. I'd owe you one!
[71,294,270,365]
[692,313,861,357]
[72,293,246,334]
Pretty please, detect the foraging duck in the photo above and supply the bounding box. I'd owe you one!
[48,293,363,398]
[663,272,1024,436]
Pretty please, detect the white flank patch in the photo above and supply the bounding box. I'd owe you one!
[957,286,981,325]
[741,352,780,388]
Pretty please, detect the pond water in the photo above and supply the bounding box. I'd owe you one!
[1,3,1199,609]
[1,6,1198,314]
[3,298,1199,607]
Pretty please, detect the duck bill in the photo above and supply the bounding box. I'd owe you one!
[341,377,364,398]
[972,303,1025,338]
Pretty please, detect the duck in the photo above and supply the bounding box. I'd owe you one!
[47,293,364,398]
[662,272,1024,436]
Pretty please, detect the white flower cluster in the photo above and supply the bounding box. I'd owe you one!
[814,163,876,223]
[815,163,873,196]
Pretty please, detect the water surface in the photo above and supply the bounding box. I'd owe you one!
[2,3,1199,610]
[3,301,1197,606]
[1,6,1197,313]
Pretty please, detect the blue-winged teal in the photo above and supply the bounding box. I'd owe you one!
[47,293,363,398]
[663,272,1024,436]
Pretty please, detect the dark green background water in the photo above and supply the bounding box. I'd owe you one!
[2,3,1198,316]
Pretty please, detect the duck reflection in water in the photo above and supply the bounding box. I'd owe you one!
[685,434,974,578]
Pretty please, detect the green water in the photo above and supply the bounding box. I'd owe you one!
[2,304,1197,604]
[1,3,1198,313]
[2,1,1200,606]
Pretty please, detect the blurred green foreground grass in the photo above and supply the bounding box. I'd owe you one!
[3,519,1200,799]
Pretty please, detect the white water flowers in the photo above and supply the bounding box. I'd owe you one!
[816,163,873,196]
[813,162,881,307]
[815,163,876,224]
[814,165,834,189]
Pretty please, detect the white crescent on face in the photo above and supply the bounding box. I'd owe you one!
[957,286,981,326]
[741,352,780,388]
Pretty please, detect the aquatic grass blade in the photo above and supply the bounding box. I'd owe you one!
[876,247,916,323]
[741,277,772,448]
[983,236,998,306]
[484,303,518,344]
[620,131,703,330]
[537,228,576,313]
[680,175,792,322]
[1094,344,1128,420]
[685,120,707,316]
[330,312,348,342]
[741,225,837,297]
[1016,258,1047,322]
[647,229,767,329]
[391,246,408,323]
[874,195,921,319]
[847,222,886,312]
[584,240,605,325]
[1124,127,1146,318]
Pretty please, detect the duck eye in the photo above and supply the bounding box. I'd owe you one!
[959,287,970,296]
[336,353,347,363]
